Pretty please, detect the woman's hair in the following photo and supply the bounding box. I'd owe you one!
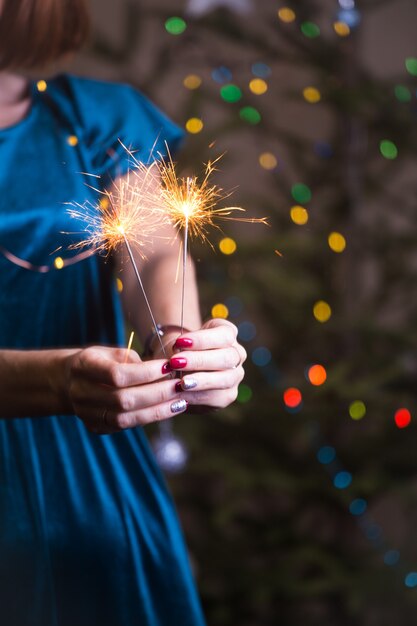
[0,0,90,70]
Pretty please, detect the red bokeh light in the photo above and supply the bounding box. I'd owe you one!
[394,408,411,429]
[283,387,302,408]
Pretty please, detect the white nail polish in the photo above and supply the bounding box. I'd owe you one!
[171,399,188,414]
[182,377,197,390]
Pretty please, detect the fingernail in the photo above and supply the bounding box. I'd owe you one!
[162,362,172,374]
[174,337,193,349]
[170,357,187,369]
[170,399,188,414]
[175,377,197,392]
[182,377,198,390]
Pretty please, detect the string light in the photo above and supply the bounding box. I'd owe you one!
[313,300,332,322]
[249,78,268,95]
[211,303,229,319]
[183,74,202,89]
[219,237,237,254]
[185,118,204,133]
[277,7,296,23]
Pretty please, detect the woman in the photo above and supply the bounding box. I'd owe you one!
[0,1,246,624]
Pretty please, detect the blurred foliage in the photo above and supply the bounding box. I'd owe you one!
[86,1,417,624]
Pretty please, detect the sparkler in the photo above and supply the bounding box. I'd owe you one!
[67,160,170,357]
[155,146,268,332]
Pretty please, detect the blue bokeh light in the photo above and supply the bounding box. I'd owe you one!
[238,321,257,342]
[212,66,233,84]
[384,550,400,566]
[252,346,272,367]
[317,446,336,465]
[349,498,367,516]
[251,62,272,78]
[333,471,352,489]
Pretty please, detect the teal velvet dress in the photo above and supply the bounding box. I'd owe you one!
[0,75,206,626]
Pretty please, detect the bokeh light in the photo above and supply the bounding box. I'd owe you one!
[333,471,352,489]
[405,57,417,76]
[301,21,320,38]
[303,87,321,103]
[36,80,47,92]
[349,498,367,516]
[238,321,257,341]
[394,85,411,102]
[219,237,237,255]
[277,7,296,23]
[349,400,366,420]
[290,206,309,225]
[308,364,327,386]
[317,446,336,464]
[220,84,242,102]
[116,278,123,293]
[183,74,202,90]
[54,257,64,270]
[259,152,277,170]
[211,303,229,319]
[252,347,272,367]
[165,17,187,35]
[239,106,261,124]
[238,384,253,403]
[212,66,232,83]
[394,408,411,429]
[333,21,350,36]
[251,62,271,78]
[328,231,346,253]
[67,135,78,147]
[313,300,332,322]
[379,139,398,159]
[384,550,400,566]
[283,387,302,408]
[405,573,417,588]
[249,78,268,95]
[185,118,204,134]
[291,183,312,203]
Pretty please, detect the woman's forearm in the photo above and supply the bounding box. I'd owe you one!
[0,348,77,418]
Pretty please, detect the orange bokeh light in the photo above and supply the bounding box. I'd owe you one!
[283,387,302,408]
[308,364,327,386]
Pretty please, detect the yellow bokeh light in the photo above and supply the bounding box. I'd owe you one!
[219,237,237,255]
[116,278,123,293]
[100,197,109,210]
[278,7,296,23]
[54,257,64,270]
[328,232,346,253]
[290,205,309,225]
[259,152,277,170]
[313,300,332,323]
[183,74,202,90]
[333,21,350,37]
[67,135,79,147]
[185,117,204,134]
[211,303,229,319]
[36,80,47,92]
[249,78,268,95]
[303,87,321,103]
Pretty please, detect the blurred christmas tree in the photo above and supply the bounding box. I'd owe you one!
[80,0,417,623]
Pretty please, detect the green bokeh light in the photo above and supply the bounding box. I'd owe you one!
[291,183,312,204]
[301,22,320,38]
[237,384,253,403]
[380,139,398,160]
[239,106,261,124]
[220,84,242,103]
[394,85,412,102]
[349,401,366,420]
[405,57,417,76]
[165,16,187,35]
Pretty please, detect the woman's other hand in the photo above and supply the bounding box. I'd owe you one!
[64,346,188,434]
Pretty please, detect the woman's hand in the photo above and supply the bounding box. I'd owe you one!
[64,346,188,434]
[168,318,247,412]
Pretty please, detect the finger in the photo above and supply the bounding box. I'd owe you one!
[102,397,189,430]
[176,388,238,409]
[70,376,182,411]
[170,346,243,372]
[72,350,171,387]
[175,368,244,393]
[173,323,237,351]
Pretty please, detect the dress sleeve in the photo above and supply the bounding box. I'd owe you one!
[66,76,185,182]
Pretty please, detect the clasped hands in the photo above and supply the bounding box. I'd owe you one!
[65,318,246,434]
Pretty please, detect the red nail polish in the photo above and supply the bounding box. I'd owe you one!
[175,381,182,392]
[162,362,172,374]
[170,356,187,369]
[174,337,193,349]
